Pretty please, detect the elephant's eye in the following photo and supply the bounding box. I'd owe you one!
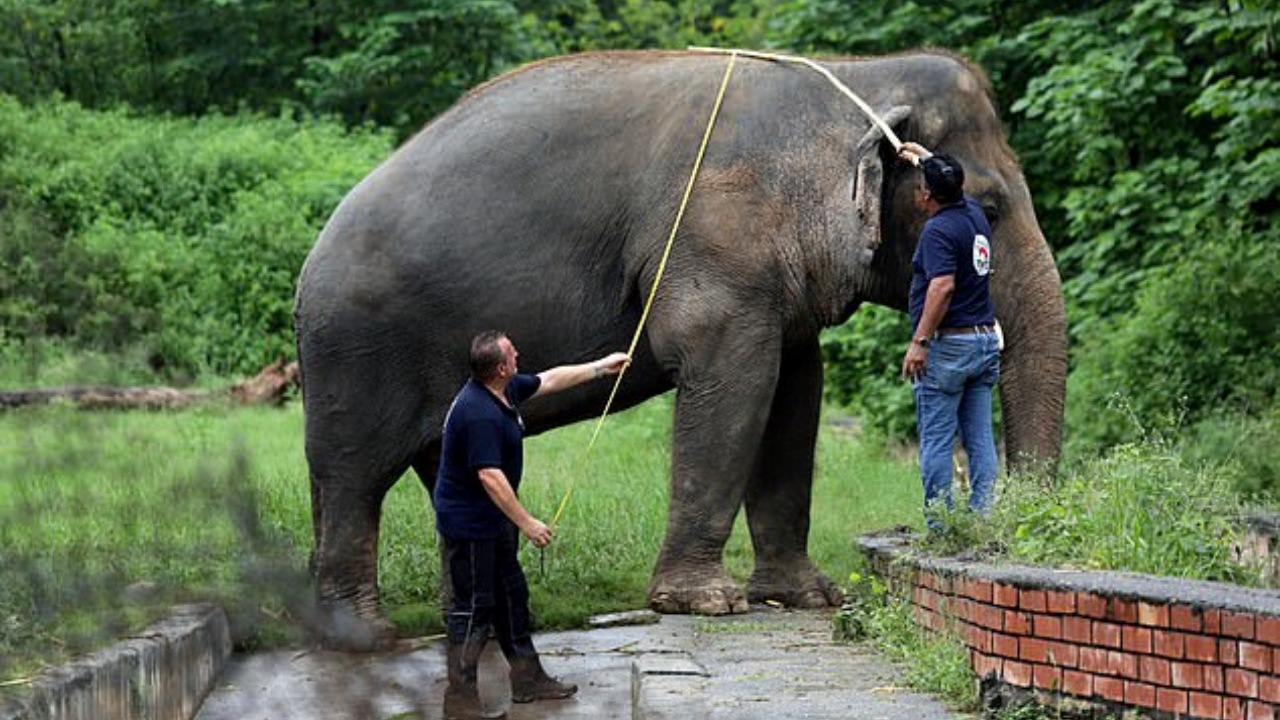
[981,202,1001,225]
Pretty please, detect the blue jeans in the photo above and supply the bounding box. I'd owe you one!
[913,332,1000,529]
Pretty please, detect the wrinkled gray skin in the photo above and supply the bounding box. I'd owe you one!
[295,50,1067,651]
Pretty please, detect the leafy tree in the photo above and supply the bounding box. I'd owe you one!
[1,0,535,137]
[1020,0,1278,449]
[298,1,526,136]
[520,0,773,53]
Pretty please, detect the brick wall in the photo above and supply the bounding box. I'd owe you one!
[858,533,1280,720]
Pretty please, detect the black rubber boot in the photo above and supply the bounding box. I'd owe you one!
[508,655,578,703]
[444,640,506,720]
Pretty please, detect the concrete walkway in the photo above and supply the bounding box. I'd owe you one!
[195,607,970,720]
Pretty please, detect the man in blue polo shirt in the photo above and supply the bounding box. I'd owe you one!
[435,331,628,719]
[898,142,1000,532]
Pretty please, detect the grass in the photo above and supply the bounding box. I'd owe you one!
[914,435,1273,588]
[0,402,316,678]
[0,393,924,681]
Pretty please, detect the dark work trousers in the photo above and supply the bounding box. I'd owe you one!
[443,524,537,659]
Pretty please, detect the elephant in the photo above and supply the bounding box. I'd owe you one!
[294,49,1067,651]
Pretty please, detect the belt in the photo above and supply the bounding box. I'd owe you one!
[935,325,996,337]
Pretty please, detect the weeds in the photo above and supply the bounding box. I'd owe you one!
[836,416,1274,718]
[995,438,1263,584]
[903,425,1268,586]
[835,565,980,711]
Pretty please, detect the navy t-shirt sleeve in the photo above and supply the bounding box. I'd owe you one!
[507,373,541,405]
[466,419,504,471]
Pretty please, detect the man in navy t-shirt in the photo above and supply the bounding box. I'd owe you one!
[434,331,628,719]
[899,142,1001,532]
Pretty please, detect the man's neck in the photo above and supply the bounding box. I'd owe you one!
[483,376,510,406]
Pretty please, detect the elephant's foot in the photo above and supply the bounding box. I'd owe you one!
[317,597,398,652]
[647,565,750,615]
[747,561,845,609]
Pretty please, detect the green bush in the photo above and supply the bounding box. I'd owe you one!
[0,95,393,378]
[1066,233,1279,458]
[1179,407,1280,501]
[836,564,979,711]
[0,338,164,388]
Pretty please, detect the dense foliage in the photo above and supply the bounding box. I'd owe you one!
[0,99,391,375]
[0,0,1275,487]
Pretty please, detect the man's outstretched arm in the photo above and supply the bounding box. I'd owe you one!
[534,352,629,397]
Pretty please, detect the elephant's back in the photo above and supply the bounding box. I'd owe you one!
[296,54,711,322]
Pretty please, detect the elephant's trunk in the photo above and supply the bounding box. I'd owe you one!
[993,226,1067,470]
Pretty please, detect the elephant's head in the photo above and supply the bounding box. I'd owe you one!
[845,52,1067,468]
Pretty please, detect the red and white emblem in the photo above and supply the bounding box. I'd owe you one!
[973,234,991,276]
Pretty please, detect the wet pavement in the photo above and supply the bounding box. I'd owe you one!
[195,607,971,720]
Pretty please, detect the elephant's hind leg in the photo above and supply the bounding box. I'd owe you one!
[310,475,400,651]
[303,358,431,651]
[744,341,844,608]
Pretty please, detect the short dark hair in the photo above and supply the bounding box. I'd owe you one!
[921,154,965,204]
[469,331,507,382]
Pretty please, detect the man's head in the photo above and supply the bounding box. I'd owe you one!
[920,154,965,205]
[470,331,516,382]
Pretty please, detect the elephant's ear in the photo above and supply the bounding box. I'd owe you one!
[853,105,912,267]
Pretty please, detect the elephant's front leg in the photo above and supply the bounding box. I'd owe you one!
[646,330,780,616]
[744,340,844,608]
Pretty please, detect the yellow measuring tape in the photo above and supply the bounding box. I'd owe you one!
[549,51,739,529]
[688,46,904,151]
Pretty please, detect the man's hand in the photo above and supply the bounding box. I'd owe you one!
[902,340,929,382]
[593,352,630,378]
[898,141,933,167]
[537,351,631,396]
[520,518,553,548]
[904,275,953,381]
[478,467,553,546]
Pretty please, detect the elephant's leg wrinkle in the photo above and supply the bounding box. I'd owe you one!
[648,508,751,615]
[744,341,843,609]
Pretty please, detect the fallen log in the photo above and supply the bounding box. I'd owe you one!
[0,386,207,410]
[227,357,300,406]
[0,359,300,410]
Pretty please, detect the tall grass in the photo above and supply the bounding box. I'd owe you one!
[996,440,1264,584]
[0,396,923,680]
[916,434,1271,587]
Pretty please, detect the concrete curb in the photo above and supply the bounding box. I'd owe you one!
[0,604,231,720]
[630,652,710,720]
